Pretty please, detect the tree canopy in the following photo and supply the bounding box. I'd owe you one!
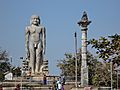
[88,34,120,87]
[88,34,120,64]
[0,48,11,81]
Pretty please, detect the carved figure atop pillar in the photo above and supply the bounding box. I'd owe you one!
[25,15,46,75]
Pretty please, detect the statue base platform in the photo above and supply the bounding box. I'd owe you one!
[24,72,45,82]
[22,60,49,77]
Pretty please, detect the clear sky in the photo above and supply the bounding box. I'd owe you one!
[0,0,120,75]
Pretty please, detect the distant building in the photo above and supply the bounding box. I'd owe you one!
[5,72,13,80]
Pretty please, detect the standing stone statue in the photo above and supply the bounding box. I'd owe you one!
[25,15,46,74]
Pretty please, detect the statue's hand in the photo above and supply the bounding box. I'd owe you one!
[26,50,30,59]
[43,49,45,54]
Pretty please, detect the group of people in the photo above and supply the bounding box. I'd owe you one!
[52,76,65,90]
[42,75,65,90]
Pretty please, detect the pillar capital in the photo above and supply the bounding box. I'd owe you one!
[77,11,91,29]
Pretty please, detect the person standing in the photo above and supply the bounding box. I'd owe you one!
[62,76,65,85]
[0,84,3,90]
[14,84,20,90]
[61,84,64,90]
[56,77,62,90]
[43,74,47,85]
[58,81,62,90]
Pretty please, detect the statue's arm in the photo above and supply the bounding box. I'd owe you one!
[25,26,30,59]
[42,27,46,54]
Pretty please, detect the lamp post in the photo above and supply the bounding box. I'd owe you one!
[77,11,91,87]
[114,65,120,89]
[110,61,113,90]
[74,32,78,87]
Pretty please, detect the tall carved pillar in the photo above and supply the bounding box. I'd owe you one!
[77,11,91,87]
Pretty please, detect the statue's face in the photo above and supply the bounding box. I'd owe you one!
[30,15,40,26]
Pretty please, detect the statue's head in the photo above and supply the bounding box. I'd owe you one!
[30,15,40,26]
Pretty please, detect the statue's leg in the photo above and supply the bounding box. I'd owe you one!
[35,48,43,73]
[29,47,35,74]
[39,51,43,72]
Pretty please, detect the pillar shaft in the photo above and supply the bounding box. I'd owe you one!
[81,28,88,86]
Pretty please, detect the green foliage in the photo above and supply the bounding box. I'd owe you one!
[57,53,76,76]
[0,47,11,81]
[88,34,120,87]
[92,62,111,86]
[0,72,4,81]
[87,52,98,85]
[0,49,9,61]
[12,67,21,77]
[57,49,99,86]
[88,34,120,62]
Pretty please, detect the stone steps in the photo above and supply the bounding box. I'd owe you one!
[2,82,52,90]
[3,87,51,90]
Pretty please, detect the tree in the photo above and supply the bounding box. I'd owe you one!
[57,49,98,85]
[92,62,111,86]
[57,53,76,76]
[88,34,120,87]
[12,67,21,77]
[87,51,99,85]
[88,34,120,63]
[0,48,11,81]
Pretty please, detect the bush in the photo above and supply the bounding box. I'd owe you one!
[0,72,5,81]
